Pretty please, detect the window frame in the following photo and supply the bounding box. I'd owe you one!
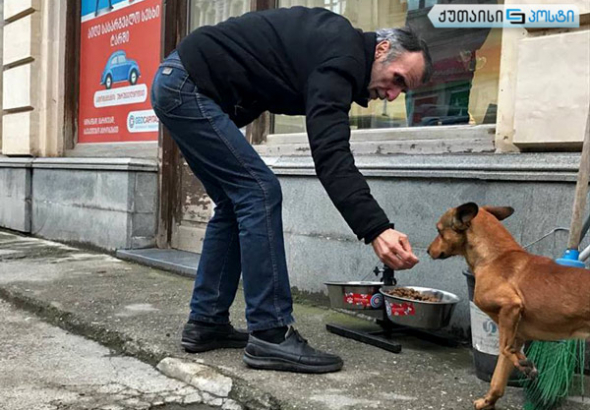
[251,1,500,150]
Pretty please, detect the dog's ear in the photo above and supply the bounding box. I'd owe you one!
[483,206,514,221]
[453,202,479,231]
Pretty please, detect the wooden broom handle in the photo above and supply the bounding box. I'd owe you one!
[568,108,590,250]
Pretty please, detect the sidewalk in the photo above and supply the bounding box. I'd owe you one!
[0,230,587,410]
[0,299,215,410]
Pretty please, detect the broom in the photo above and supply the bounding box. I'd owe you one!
[524,108,590,410]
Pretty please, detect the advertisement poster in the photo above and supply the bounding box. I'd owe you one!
[79,0,162,143]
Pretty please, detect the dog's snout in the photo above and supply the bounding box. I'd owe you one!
[428,246,449,260]
[427,246,436,259]
[427,244,440,259]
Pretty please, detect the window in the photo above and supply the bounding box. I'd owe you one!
[273,0,501,134]
[189,0,250,29]
[188,0,252,136]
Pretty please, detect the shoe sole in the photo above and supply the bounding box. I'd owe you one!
[242,352,343,373]
[182,339,247,353]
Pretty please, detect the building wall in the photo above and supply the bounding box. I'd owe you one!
[0,0,588,339]
[0,160,32,232]
[3,0,40,155]
[0,0,4,152]
[2,0,66,157]
[0,158,158,250]
[272,153,586,337]
[31,162,158,250]
[495,1,590,151]
[0,1,158,250]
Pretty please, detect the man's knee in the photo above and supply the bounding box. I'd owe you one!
[263,175,283,207]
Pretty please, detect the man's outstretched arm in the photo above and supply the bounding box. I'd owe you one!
[304,58,418,269]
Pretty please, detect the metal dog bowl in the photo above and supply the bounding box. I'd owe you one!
[325,281,384,311]
[380,286,460,330]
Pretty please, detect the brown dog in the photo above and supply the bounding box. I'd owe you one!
[427,202,590,410]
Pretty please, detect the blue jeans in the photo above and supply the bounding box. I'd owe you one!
[151,51,294,331]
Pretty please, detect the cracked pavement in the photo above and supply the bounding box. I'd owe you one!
[0,230,587,410]
[0,299,213,410]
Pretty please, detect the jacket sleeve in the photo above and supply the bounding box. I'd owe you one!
[305,57,392,243]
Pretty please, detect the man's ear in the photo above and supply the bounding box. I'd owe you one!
[453,202,479,231]
[375,40,390,59]
[483,206,514,221]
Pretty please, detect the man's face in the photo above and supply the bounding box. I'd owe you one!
[368,41,426,102]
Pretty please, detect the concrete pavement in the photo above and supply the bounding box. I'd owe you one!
[0,298,216,410]
[0,230,587,410]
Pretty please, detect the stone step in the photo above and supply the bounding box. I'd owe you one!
[256,135,495,156]
[265,124,495,145]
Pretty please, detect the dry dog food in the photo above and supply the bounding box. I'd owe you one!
[385,287,441,302]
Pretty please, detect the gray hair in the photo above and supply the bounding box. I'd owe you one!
[376,27,433,84]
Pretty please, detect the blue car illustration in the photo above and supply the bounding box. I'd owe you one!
[101,50,140,89]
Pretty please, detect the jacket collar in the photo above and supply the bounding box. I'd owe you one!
[354,31,375,108]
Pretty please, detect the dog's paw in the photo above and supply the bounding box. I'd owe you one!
[518,359,538,380]
[518,359,532,367]
[526,367,539,380]
[473,398,495,410]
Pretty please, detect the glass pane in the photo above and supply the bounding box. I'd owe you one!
[188,0,251,136]
[189,0,250,30]
[273,0,501,133]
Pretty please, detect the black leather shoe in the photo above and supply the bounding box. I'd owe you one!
[182,322,248,353]
[243,327,343,373]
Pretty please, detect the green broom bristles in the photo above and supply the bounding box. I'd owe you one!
[524,339,586,410]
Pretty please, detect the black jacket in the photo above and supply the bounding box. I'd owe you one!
[177,6,392,243]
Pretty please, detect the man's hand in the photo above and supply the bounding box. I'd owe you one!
[371,229,419,270]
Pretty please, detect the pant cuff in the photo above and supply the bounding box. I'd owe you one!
[189,314,230,325]
[247,315,295,332]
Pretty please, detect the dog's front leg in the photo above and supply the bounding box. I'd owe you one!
[511,336,537,379]
[497,304,537,379]
[473,350,517,410]
[474,301,525,410]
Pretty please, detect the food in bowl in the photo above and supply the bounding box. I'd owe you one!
[384,287,441,303]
